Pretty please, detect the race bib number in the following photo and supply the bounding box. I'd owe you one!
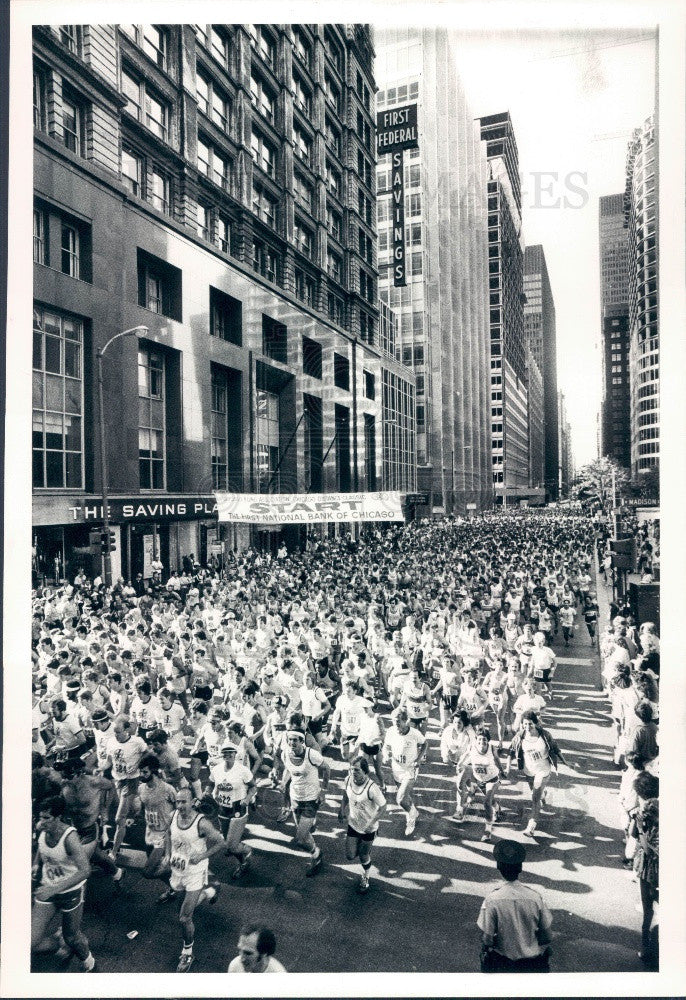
[474,763,488,777]
[529,749,542,762]
[490,692,502,706]
[44,863,66,883]
[170,854,187,872]
[217,787,234,806]
[395,753,407,766]
[145,809,160,829]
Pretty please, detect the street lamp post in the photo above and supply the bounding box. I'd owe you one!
[97,325,149,587]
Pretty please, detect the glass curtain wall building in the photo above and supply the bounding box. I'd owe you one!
[375,28,491,513]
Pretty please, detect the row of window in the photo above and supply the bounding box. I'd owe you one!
[34,302,382,492]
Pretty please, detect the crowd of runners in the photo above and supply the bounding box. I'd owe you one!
[30,510,659,972]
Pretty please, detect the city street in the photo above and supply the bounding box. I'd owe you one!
[32,588,646,975]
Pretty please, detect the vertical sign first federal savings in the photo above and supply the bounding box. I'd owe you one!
[376,104,419,287]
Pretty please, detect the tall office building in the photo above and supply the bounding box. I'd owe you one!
[624,115,659,479]
[32,22,390,579]
[375,28,492,513]
[598,194,631,468]
[523,244,559,500]
[558,390,572,497]
[525,348,544,490]
[378,299,417,492]
[479,113,529,504]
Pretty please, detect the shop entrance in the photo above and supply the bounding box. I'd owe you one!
[128,523,170,579]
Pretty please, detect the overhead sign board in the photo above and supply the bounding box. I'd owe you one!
[376,104,419,153]
[405,492,430,505]
[215,492,405,525]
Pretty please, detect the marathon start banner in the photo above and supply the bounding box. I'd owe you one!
[214,491,405,525]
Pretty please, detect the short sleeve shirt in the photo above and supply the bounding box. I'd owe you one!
[478,880,553,960]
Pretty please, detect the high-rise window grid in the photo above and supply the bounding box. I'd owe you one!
[121,69,169,142]
[256,388,279,491]
[138,346,165,490]
[120,24,167,71]
[32,305,84,489]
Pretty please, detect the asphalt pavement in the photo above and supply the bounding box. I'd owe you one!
[33,593,650,975]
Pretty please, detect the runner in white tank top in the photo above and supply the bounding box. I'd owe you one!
[32,796,95,971]
[161,786,225,972]
[461,727,505,842]
[339,757,387,893]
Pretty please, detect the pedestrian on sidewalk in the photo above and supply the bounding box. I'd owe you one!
[477,839,553,972]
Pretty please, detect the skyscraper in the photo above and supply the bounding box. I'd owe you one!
[523,244,559,500]
[598,194,631,469]
[375,28,492,513]
[479,112,529,505]
[625,115,659,479]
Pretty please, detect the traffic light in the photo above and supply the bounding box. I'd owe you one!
[101,530,116,553]
[610,537,636,570]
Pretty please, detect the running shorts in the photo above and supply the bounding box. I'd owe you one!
[347,824,376,842]
[292,798,320,821]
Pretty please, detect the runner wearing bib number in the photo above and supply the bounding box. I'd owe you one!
[138,755,176,883]
[282,729,331,876]
[339,758,387,893]
[31,796,96,971]
[463,728,505,842]
[162,787,225,972]
[381,709,425,836]
[482,662,509,747]
[400,669,433,734]
[209,743,255,878]
[107,716,146,861]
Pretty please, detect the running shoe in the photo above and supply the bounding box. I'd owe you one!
[157,887,177,904]
[206,881,221,904]
[405,805,418,836]
[449,808,465,823]
[176,952,194,973]
[306,852,323,876]
[524,819,537,836]
[112,867,125,889]
[358,873,370,894]
[232,850,252,878]
[481,829,492,843]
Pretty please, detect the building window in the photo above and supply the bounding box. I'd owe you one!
[292,27,312,69]
[328,293,345,327]
[327,206,342,241]
[263,316,288,364]
[293,74,312,117]
[32,305,83,489]
[210,26,230,68]
[295,269,317,307]
[198,138,231,191]
[302,336,322,378]
[149,168,170,213]
[327,250,342,283]
[196,71,231,133]
[60,224,79,278]
[294,172,313,212]
[325,117,341,157]
[294,124,312,167]
[360,310,375,345]
[253,239,278,283]
[249,24,277,69]
[256,388,279,491]
[121,147,143,195]
[33,208,47,265]
[293,221,313,259]
[409,193,421,216]
[211,367,229,489]
[33,64,47,130]
[364,370,375,400]
[122,69,169,142]
[142,25,167,69]
[138,346,165,490]
[252,183,277,227]
[364,413,376,489]
[324,30,344,75]
[326,161,342,198]
[411,253,422,277]
[251,130,276,178]
[137,249,182,320]
[62,90,85,156]
[59,25,81,54]
[324,74,341,114]
[210,286,242,345]
[216,214,232,255]
[334,352,350,390]
[196,203,210,240]
[250,73,275,124]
